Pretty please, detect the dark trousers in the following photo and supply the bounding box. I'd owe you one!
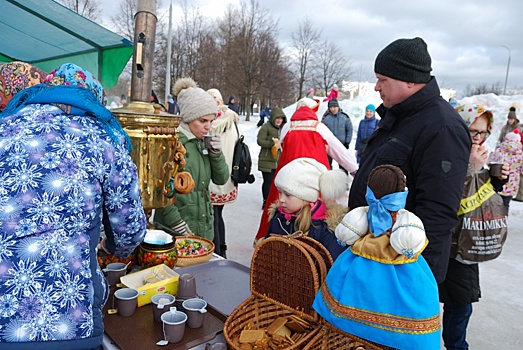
[262,170,275,208]
[501,195,511,215]
[327,155,348,173]
[212,205,227,258]
[257,115,265,127]
[442,303,473,350]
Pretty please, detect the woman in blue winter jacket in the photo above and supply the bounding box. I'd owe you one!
[0,63,146,350]
[355,104,379,163]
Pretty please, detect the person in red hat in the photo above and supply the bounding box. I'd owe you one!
[253,97,358,245]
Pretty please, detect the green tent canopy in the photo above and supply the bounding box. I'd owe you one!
[0,0,133,88]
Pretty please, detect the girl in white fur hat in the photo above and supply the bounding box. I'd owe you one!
[266,157,350,260]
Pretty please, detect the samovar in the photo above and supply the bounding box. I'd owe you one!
[113,0,179,215]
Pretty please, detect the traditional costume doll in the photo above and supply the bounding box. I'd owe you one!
[313,165,441,350]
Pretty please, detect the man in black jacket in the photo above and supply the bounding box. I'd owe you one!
[349,37,471,285]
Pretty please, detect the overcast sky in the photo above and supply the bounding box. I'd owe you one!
[99,0,522,95]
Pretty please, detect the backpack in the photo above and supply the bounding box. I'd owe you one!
[231,122,255,185]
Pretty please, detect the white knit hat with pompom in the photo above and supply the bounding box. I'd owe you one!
[173,77,217,123]
[274,157,349,203]
[390,209,427,258]
[335,206,369,246]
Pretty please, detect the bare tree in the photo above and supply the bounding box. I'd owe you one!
[161,0,209,83]
[197,32,224,89]
[216,0,279,120]
[214,4,242,104]
[101,0,293,108]
[109,0,138,41]
[312,39,351,94]
[55,0,101,21]
[463,82,503,97]
[291,18,322,100]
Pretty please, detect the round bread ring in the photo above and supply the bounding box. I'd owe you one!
[175,140,187,155]
[174,171,195,194]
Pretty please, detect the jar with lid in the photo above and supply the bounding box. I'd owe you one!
[137,240,178,269]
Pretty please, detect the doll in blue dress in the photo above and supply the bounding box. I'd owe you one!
[313,165,441,350]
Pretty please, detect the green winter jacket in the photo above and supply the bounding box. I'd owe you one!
[257,107,287,172]
[154,123,229,240]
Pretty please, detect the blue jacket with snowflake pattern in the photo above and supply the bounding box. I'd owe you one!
[0,104,146,349]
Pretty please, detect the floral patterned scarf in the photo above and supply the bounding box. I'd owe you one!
[0,61,47,111]
[0,63,131,150]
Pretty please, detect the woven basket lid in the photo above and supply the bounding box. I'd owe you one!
[296,235,333,271]
[250,236,324,322]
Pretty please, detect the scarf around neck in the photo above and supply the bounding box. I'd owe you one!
[0,84,131,150]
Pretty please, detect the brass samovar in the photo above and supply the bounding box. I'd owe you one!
[113,0,179,216]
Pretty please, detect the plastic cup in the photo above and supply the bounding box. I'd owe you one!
[182,298,207,328]
[204,134,213,149]
[161,307,187,343]
[177,274,197,298]
[151,293,176,323]
[104,262,127,286]
[490,162,504,177]
[114,288,144,317]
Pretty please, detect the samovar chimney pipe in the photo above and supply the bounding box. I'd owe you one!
[130,0,157,109]
[115,0,180,213]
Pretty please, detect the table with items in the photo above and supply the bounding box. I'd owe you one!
[101,232,251,350]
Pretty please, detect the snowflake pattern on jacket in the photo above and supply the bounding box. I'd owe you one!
[0,104,146,345]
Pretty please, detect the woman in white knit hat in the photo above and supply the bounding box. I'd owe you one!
[154,78,229,241]
[206,87,240,258]
[266,157,350,260]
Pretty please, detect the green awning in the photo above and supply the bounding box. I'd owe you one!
[0,0,133,88]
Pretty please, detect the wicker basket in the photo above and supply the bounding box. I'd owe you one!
[296,235,334,273]
[304,324,396,350]
[224,236,327,350]
[174,236,214,267]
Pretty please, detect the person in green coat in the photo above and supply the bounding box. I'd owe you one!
[257,107,287,209]
[154,78,229,241]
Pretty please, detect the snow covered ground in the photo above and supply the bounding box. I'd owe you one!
[223,95,523,349]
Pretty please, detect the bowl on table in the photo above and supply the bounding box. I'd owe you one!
[174,236,214,267]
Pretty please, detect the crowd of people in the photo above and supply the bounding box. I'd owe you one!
[0,35,521,349]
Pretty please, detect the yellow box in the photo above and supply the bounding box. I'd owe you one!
[120,265,179,307]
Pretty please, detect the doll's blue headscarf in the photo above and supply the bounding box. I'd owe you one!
[0,63,131,151]
[365,186,408,235]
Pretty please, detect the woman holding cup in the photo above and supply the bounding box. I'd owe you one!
[205,88,241,258]
[439,104,509,350]
[154,78,229,241]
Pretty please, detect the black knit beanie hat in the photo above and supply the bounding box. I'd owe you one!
[374,37,432,83]
[328,98,339,108]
